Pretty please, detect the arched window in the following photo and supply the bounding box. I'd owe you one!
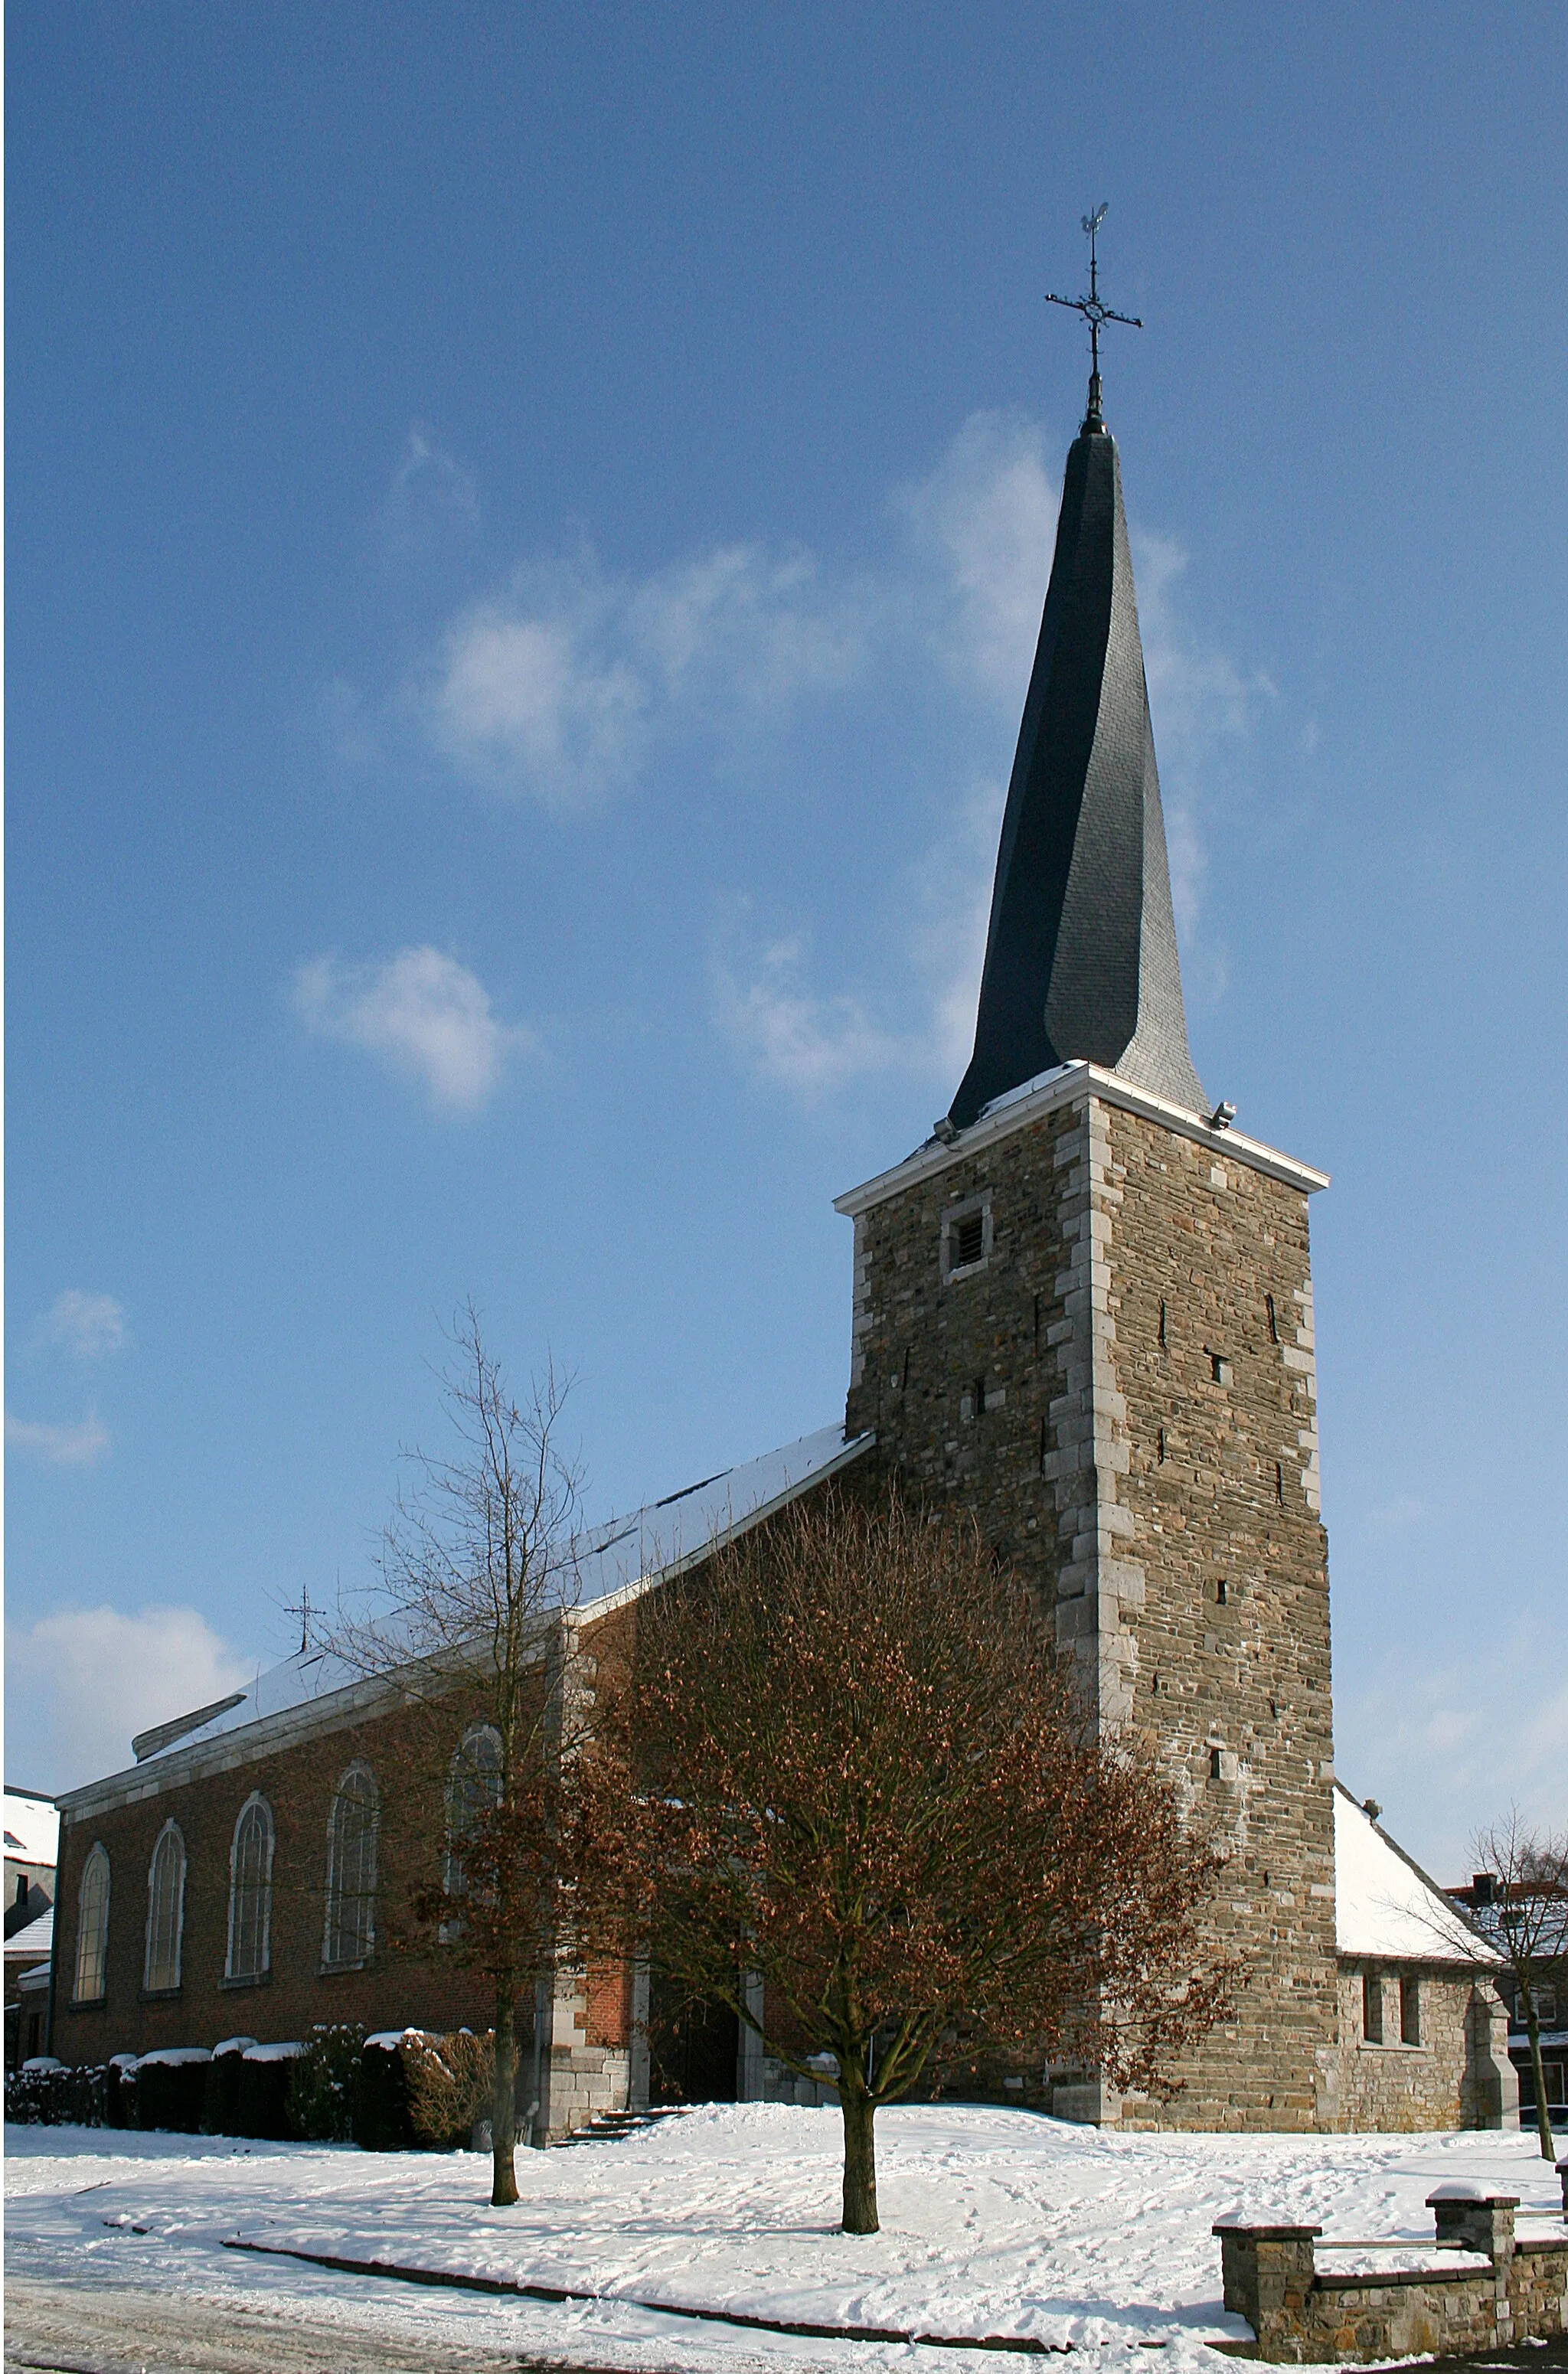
[73,1843,111,2004]
[225,1794,274,1981]
[323,1763,379,1969]
[446,1723,503,1899]
[143,1821,187,1993]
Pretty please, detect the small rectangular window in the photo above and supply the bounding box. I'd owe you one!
[1363,1971,1383,2044]
[1215,1578,1228,1605]
[1266,1293,1279,1344]
[1210,1351,1230,1386]
[1208,1746,1223,1780]
[1400,1974,1420,2046]
[942,1198,991,1282]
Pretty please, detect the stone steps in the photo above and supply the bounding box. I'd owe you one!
[554,2105,692,2148]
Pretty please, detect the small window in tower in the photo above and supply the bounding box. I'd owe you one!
[1216,1578,1228,1605]
[1158,1298,1168,1350]
[1210,1351,1231,1386]
[942,1197,991,1282]
[1208,1745,1223,1781]
[1276,1461,1285,1504]
[1158,1427,1166,1465]
[1363,1971,1383,2044]
[1266,1293,1280,1344]
[1400,1974,1421,2046]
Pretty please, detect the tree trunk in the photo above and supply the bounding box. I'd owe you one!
[1524,2000,1557,2162]
[839,2079,879,2235]
[492,1986,521,2206]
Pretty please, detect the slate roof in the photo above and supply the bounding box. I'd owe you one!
[949,414,1206,1130]
[3,1906,54,1964]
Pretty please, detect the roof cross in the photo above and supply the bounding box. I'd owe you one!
[283,1582,317,1657]
[1045,204,1142,432]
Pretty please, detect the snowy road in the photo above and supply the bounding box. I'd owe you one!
[4,2277,597,2374]
[5,2108,1563,2374]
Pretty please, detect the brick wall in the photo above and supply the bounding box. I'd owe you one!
[51,1680,634,2108]
[842,1086,1339,2128]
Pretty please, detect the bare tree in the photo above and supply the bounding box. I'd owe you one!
[332,1306,583,2207]
[1472,1811,1568,2161]
[578,1488,1234,2235]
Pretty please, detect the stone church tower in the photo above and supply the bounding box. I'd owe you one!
[837,377,1339,2129]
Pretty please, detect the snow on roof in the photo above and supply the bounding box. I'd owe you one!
[1334,1784,1498,1965]
[4,1907,54,1961]
[3,1792,59,1868]
[123,1422,871,1772]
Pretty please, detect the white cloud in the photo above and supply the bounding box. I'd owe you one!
[897,411,1059,697]
[292,946,532,1115]
[432,587,648,807]
[1132,527,1273,966]
[4,1605,251,1792]
[906,777,1007,1084]
[430,543,874,808]
[37,1288,127,1360]
[5,1409,111,1467]
[711,921,900,1099]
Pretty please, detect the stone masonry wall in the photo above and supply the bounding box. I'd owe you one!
[843,1087,1339,2130]
[1107,1103,1337,2128]
[1325,1966,1517,2132]
[1218,2198,1568,2363]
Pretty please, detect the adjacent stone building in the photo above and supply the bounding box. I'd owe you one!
[44,363,1511,2137]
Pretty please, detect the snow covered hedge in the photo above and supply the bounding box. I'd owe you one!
[5,2025,489,2150]
[4,2059,109,2126]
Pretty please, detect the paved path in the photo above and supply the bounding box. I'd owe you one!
[3,2281,609,2374]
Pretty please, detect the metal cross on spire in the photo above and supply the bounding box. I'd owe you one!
[1045,204,1142,433]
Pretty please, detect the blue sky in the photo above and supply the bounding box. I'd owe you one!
[6,2,1565,1878]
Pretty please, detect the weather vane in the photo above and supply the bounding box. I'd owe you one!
[1045,204,1142,431]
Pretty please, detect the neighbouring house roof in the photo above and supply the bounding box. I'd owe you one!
[59,1422,874,1815]
[3,1792,59,1869]
[1334,1783,1499,1967]
[4,1907,54,1962]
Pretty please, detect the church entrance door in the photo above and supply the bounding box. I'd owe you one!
[645,1971,740,2105]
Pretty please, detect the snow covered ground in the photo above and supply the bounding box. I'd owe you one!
[5,2106,1563,2374]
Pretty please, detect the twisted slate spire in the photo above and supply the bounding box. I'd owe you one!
[947,411,1205,1130]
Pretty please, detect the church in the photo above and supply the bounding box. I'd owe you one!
[45,335,1516,2139]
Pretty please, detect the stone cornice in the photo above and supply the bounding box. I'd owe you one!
[834,1063,1329,1218]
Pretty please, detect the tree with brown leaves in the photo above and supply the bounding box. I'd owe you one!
[578,1488,1233,2235]
[331,1307,583,2207]
[1471,1811,1568,2161]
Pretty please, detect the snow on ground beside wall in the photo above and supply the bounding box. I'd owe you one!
[5,2108,1563,2374]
